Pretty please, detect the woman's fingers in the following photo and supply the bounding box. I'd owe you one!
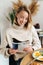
[23,47,33,53]
[9,49,18,54]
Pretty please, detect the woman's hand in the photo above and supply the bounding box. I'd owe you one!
[8,48,18,55]
[23,46,33,53]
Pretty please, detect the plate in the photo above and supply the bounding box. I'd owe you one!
[32,50,43,61]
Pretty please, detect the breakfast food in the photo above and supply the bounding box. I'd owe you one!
[37,56,43,61]
[34,51,41,57]
[39,57,43,61]
[30,62,40,65]
[32,50,43,61]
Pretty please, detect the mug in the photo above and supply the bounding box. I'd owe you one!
[12,42,18,49]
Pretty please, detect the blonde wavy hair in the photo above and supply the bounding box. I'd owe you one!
[12,0,39,29]
[13,5,32,29]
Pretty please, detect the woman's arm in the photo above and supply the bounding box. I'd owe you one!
[23,26,41,52]
[32,26,41,50]
[6,29,13,48]
[0,28,18,57]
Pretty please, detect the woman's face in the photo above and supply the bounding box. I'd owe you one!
[16,10,28,26]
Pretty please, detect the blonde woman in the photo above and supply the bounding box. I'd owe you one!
[1,6,41,65]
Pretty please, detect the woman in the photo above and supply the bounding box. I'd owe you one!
[1,6,41,65]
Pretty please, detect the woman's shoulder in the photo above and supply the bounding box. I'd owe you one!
[31,25,36,30]
[30,25,37,34]
[28,23,35,30]
[6,27,14,34]
[29,24,36,32]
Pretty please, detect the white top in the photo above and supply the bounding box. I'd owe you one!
[5,24,41,50]
[1,24,41,60]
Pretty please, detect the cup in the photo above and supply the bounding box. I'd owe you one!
[12,42,18,49]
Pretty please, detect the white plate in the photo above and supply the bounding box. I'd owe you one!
[37,56,43,61]
[32,50,43,61]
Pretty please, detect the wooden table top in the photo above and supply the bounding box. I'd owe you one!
[20,48,43,65]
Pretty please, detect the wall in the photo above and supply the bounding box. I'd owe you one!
[32,1,43,29]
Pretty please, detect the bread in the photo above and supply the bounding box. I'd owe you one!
[30,62,40,65]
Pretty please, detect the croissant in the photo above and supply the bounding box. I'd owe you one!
[30,62,40,65]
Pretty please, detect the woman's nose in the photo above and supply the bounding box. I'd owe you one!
[23,18,26,22]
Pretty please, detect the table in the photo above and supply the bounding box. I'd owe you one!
[20,48,43,65]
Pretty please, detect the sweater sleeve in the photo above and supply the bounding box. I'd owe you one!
[0,28,13,57]
[0,34,10,57]
[31,26,41,50]
[6,29,13,48]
